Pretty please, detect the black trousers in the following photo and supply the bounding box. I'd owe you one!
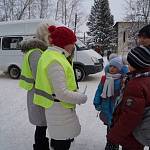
[33,126,49,150]
[34,126,47,144]
[50,138,74,150]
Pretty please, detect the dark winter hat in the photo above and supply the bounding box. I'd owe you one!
[48,25,77,49]
[138,24,150,38]
[127,46,150,69]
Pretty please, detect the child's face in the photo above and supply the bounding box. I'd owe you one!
[109,65,119,74]
[128,64,136,72]
[137,36,150,46]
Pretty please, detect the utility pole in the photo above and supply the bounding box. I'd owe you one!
[29,2,31,19]
[74,13,77,33]
[83,32,86,44]
[64,0,67,25]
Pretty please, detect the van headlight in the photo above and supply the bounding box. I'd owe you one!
[91,57,99,64]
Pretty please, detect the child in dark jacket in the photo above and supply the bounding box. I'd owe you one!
[107,46,150,150]
[93,56,128,150]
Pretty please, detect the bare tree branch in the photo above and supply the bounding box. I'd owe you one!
[17,0,34,20]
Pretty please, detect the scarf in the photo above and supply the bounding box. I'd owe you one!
[101,73,122,98]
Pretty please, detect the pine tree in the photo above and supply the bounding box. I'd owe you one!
[87,0,116,53]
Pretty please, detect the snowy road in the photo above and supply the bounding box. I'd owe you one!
[0,71,107,150]
[0,59,149,150]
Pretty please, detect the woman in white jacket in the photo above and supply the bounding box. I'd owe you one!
[34,25,87,150]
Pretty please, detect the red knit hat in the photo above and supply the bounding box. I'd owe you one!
[48,25,77,48]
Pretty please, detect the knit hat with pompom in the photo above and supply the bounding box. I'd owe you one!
[48,25,77,49]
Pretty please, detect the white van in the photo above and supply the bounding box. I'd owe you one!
[0,19,103,81]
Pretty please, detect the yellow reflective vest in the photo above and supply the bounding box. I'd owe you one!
[33,50,77,109]
[19,48,42,90]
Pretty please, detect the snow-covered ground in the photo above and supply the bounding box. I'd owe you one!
[0,57,149,150]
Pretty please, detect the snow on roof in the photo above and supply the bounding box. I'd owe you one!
[0,19,55,25]
[0,19,60,36]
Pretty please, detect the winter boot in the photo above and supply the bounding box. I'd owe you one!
[43,137,50,150]
[33,137,50,150]
[105,142,119,150]
[33,143,42,150]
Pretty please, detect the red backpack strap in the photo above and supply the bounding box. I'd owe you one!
[100,75,106,85]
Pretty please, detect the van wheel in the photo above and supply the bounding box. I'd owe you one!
[8,66,21,79]
[74,66,85,82]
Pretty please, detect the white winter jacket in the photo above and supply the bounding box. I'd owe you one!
[45,46,87,140]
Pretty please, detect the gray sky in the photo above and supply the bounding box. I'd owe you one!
[109,0,126,21]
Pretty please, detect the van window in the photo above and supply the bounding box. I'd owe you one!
[2,37,23,50]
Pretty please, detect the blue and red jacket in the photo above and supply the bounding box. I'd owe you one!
[93,75,122,125]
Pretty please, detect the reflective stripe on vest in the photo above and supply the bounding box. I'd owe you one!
[33,50,77,109]
[19,48,42,90]
[20,75,35,83]
[35,88,54,101]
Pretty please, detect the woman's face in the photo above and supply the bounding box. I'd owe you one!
[109,65,119,74]
[64,44,75,55]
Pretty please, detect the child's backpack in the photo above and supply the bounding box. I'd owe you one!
[133,106,150,146]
